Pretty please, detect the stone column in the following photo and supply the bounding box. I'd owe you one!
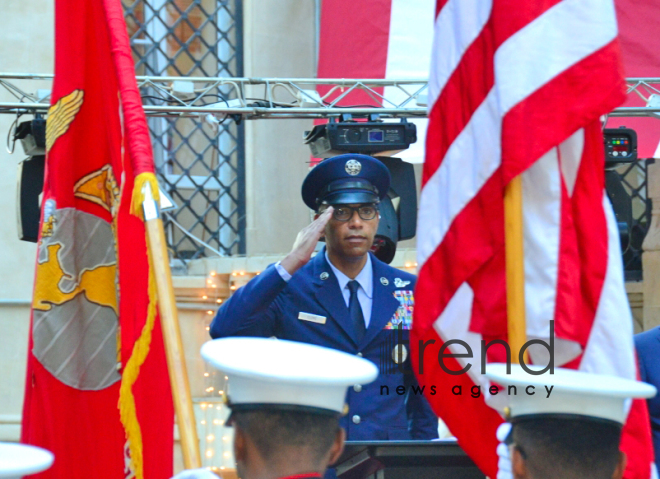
[642,160,660,331]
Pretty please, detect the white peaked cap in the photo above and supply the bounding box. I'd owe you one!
[485,364,657,425]
[201,337,379,415]
[0,442,54,478]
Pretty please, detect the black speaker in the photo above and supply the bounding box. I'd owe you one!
[371,156,417,264]
[17,155,45,243]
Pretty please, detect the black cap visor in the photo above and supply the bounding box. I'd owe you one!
[317,178,380,208]
[321,190,379,207]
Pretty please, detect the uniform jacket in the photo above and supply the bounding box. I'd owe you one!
[635,326,660,468]
[210,248,439,440]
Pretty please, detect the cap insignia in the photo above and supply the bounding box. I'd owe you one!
[345,159,362,176]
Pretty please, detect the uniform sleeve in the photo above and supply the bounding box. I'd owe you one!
[404,366,440,439]
[635,334,648,383]
[209,264,287,339]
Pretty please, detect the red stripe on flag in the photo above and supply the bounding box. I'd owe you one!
[501,41,626,182]
[415,172,504,334]
[411,327,502,477]
[558,123,608,346]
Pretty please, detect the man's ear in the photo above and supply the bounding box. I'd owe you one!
[233,425,246,463]
[611,451,627,479]
[511,447,528,479]
[327,427,346,467]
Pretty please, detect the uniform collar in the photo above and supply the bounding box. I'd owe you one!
[325,250,373,299]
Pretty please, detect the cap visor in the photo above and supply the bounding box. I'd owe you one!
[322,191,378,205]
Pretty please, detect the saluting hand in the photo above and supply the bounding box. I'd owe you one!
[280,207,333,276]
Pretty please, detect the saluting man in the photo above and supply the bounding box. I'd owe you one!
[210,153,438,440]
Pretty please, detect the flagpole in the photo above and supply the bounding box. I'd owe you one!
[503,175,527,364]
[142,184,202,469]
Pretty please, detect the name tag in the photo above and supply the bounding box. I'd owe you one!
[298,312,327,324]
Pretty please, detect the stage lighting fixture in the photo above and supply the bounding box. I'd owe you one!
[303,116,417,158]
[604,127,637,165]
[14,116,46,156]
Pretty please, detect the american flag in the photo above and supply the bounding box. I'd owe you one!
[412,1,655,478]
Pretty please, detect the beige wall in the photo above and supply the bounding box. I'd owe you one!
[0,0,54,441]
[243,0,316,255]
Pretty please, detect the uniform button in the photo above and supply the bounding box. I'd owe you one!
[353,384,362,393]
[357,352,363,357]
[352,415,361,424]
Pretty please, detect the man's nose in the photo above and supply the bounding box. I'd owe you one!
[348,210,363,227]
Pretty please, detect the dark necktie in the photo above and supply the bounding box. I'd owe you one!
[347,280,366,342]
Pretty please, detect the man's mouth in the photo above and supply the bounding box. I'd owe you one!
[346,235,367,243]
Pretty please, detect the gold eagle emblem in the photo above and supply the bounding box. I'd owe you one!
[46,89,84,152]
[74,165,120,215]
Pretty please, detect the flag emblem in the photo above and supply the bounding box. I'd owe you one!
[45,89,84,152]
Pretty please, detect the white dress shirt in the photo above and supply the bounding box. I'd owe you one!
[325,251,373,328]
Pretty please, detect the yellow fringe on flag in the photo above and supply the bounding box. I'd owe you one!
[118,230,158,479]
[130,172,161,220]
[118,172,162,477]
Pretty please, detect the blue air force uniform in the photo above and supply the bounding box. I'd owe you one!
[210,154,438,440]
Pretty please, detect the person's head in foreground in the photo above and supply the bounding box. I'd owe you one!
[486,364,657,479]
[0,442,54,478]
[200,337,379,479]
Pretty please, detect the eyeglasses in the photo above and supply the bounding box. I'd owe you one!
[325,205,378,222]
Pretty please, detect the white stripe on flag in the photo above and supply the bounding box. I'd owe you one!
[432,282,490,390]
[580,193,636,380]
[558,129,585,197]
[522,147,560,339]
[495,0,618,114]
[418,89,501,267]
[427,0,492,110]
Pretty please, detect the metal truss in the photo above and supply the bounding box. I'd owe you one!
[0,74,427,118]
[2,75,660,118]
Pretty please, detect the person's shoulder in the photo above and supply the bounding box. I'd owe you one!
[635,326,660,351]
[286,254,319,284]
[370,253,417,284]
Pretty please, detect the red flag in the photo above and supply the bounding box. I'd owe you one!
[413,1,654,478]
[20,0,173,478]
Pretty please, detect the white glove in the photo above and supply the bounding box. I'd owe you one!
[496,422,513,479]
[170,468,219,479]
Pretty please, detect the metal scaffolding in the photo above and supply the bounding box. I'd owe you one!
[2,75,660,118]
